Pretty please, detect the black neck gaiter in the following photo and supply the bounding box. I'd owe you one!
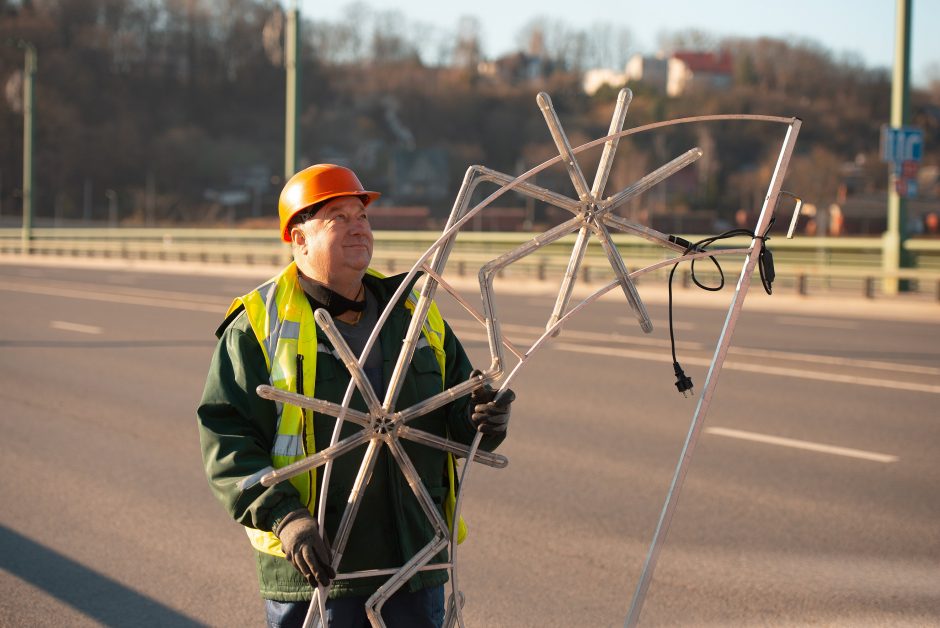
[298,275,366,318]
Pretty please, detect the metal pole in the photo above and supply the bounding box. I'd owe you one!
[106,189,118,226]
[284,0,300,179]
[884,0,912,295]
[625,118,801,627]
[20,41,36,255]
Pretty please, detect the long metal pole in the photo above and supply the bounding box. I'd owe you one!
[624,119,801,627]
[20,41,36,255]
[284,1,300,179]
[884,0,912,295]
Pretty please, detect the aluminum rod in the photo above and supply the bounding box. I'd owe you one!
[366,536,448,628]
[420,264,525,360]
[335,562,454,579]
[302,585,327,628]
[601,148,703,215]
[382,287,438,414]
[537,91,592,201]
[480,214,583,273]
[388,437,449,541]
[601,214,685,252]
[447,430,485,628]
[624,118,801,628]
[546,224,592,334]
[256,385,372,428]
[394,378,484,424]
[479,215,583,370]
[592,219,653,333]
[260,430,371,487]
[591,87,632,199]
[364,438,451,627]
[472,166,581,214]
[330,438,382,571]
[397,425,508,468]
[314,309,384,417]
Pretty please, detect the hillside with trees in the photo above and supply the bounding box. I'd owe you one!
[1,0,938,233]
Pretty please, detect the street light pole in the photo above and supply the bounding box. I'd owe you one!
[884,0,912,295]
[18,40,36,255]
[284,0,300,179]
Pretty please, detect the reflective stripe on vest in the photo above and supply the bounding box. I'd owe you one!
[228,263,465,557]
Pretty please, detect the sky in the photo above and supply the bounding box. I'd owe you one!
[298,0,939,87]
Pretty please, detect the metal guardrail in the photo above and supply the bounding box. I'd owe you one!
[2,227,939,300]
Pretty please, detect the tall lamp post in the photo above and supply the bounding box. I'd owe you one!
[284,0,300,179]
[884,0,913,295]
[6,39,36,254]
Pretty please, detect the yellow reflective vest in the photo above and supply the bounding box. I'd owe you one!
[228,262,466,557]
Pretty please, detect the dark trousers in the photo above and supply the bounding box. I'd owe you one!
[265,584,445,628]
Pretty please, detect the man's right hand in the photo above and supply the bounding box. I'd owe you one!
[275,509,335,588]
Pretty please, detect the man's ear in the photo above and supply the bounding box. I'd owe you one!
[290,225,306,249]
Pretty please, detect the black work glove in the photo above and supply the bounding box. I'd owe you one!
[275,509,335,587]
[467,370,515,435]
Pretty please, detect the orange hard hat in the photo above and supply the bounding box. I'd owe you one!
[278,164,380,242]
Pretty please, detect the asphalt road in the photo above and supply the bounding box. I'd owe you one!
[1,258,938,627]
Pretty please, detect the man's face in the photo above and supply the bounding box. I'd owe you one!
[291,196,373,283]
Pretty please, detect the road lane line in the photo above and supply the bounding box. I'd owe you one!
[0,281,225,312]
[50,321,102,335]
[552,342,940,395]
[452,319,939,377]
[617,316,694,330]
[705,427,899,463]
[727,346,940,377]
[0,277,227,303]
[774,316,861,329]
[451,320,703,351]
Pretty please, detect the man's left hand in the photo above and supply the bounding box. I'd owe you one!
[468,370,515,435]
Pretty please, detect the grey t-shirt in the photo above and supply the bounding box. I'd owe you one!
[334,287,384,397]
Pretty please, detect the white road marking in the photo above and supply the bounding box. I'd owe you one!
[617,316,694,331]
[729,346,940,377]
[705,426,898,463]
[449,318,940,392]
[451,320,703,351]
[774,316,861,329]
[50,320,103,335]
[553,342,940,395]
[0,280,225,312]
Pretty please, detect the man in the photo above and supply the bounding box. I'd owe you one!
[197,164,513,628]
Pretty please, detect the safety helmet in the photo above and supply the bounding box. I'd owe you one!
[278,164,381,242]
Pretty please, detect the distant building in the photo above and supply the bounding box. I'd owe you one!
[582,67,628,96]
[666,51,733,96]
[625,54,668,92]
[478,50,558,84]
[582,51,732,97]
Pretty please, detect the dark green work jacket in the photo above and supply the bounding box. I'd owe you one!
[197,271,503,601]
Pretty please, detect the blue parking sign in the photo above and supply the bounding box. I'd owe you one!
[881,126,924,163]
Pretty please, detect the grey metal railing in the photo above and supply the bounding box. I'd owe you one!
[1,227,939,300]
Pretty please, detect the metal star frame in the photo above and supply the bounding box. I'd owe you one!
[243,89,802,627]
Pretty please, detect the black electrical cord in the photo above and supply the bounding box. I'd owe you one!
[667,217,776,396]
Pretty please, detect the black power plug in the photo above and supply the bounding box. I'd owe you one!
[673,361,694,397]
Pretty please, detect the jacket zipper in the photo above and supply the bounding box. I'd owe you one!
[296,353,315,510]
